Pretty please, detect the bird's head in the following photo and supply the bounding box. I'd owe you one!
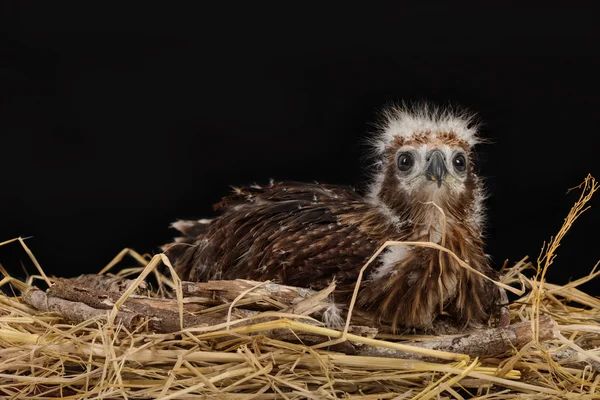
[367,103,484,217]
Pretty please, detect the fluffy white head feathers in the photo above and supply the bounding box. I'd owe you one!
[370,103,481,156]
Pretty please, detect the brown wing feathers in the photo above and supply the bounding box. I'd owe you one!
[165,182,381,291]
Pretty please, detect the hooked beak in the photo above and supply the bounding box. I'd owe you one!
[425,150,447,188]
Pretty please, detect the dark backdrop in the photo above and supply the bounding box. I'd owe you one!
[1,4,598,294]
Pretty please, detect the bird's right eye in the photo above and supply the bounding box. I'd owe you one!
[397,153,414,172]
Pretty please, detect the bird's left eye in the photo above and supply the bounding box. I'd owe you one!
[453,154,467,172]
[397,153,414,172]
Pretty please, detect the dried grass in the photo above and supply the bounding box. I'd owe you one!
[0,174,598,399]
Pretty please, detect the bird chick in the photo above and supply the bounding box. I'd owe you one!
[163,103,508,331]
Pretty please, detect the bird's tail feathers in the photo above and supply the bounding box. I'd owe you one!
[170,219,213,237]
[160,219,212,260]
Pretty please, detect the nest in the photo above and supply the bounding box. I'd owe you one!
[0,175,598,399]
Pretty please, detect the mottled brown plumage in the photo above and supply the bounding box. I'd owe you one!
[163,103,508,331]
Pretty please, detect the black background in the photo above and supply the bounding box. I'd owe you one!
[1,5,598,294]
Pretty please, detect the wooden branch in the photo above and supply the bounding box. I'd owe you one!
[21,277,339,334]
[23,282,237,333]
[69,274,148,293]
[38,277,396,331]
[180,279,331,312]
[182,280,413,330]
[21,275,561,363]
[21,286,143,329]
[546,344,600,373]
[357,315,556,361]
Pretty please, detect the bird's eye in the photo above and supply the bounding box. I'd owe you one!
[453,154,467,172]
[397,153,414,172]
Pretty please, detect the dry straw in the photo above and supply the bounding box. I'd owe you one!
[0,174,598,399]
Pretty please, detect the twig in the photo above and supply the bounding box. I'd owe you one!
[358,315,556,362]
